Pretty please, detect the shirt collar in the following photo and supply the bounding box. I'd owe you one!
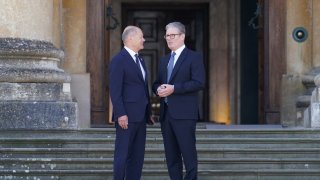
[124,46,138,60]
[172,45,185,57]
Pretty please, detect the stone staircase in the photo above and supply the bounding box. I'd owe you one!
[1,124,320,180]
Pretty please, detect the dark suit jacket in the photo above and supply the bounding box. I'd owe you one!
[109,48,151,123]
[152,47,205,121]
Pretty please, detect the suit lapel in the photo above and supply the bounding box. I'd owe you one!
[139,57,150,97]
[163,54,171,83]
[139,56,148,83]
[123,49,145,82]
[168,48,188,83]
[122,49,149,97]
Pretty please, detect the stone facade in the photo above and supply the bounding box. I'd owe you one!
[1,0,320,128]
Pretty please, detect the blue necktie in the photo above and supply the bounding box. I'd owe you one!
[167,52,176,83]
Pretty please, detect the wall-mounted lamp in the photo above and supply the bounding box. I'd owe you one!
[106,5,119,30]
[292,27,308,43]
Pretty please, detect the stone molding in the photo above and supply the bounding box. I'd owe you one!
[0,38,70,83]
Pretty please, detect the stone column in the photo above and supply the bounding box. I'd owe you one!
[0,0,53,41]
[0,0,78,129]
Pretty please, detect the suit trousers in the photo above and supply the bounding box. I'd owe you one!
[161,104,198,180]
[113,121,146,180]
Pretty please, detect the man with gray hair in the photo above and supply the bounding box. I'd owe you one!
[109,25,154,180]
[153,22,205,180]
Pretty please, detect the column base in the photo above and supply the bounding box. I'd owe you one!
[0,101,78,129]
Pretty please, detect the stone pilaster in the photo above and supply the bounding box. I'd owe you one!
[281,0,313,127]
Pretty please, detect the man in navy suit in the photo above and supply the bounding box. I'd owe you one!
[109,26,154,180]
[153,22,205,180]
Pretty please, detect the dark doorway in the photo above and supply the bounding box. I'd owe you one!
[122,3,209,121]
[240,0,260,124]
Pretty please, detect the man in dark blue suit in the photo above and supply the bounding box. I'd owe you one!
[153,22,205,180]
[109,26,154,180]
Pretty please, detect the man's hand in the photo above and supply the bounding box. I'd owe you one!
[157,84,174,97]
[147,115,156,125]
[118,115,128,129]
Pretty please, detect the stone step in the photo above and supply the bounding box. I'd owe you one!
[2,147,320,159]
[2,137,320,149]
[2,127,320,138]
[1,169,320,180]
[1,128,320,179]
[1,157,320,170]
[0,148,111,158]
[141,158,320,170]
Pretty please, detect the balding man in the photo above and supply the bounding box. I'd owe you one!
[109,26,154,180]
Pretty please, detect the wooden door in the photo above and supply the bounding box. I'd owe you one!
[263,0,286,124]
[122,3,209,121]
[239,0,286,125]
[87,0,110,127]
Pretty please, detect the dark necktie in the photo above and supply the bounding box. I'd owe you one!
[167,52,176,83]
[135,54,144,80]
[135,54,141,68]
